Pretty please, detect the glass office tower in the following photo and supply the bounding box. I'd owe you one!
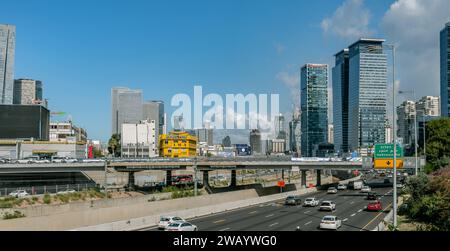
[301,64,328,157]
[332,49,350,155]
[348,39,387,152]
[441,22,450,117]
[111,87,143,135]
[0,24,15,104]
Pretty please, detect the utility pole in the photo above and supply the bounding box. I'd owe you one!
[194,157,198,197]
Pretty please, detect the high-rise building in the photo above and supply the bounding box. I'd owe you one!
[416,96,440,117]
[348,39,387,152]
[13,79,43,105]
[143,100,165,148]
[288,109,301,155]
[249,129,262,154]
[0,104,49,140]
[301,64,329,157]
[274,114,286,140]
[441,22,450,117]
[328,124,334,144]
[332,49,350,155]
[0,24,15,104]
[196,128,213,146]
[111,87,143,135]
[173,115,184,131]
[397,100,416,146]
[121,120,157,158]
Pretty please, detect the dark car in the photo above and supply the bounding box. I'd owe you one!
[367,192,378,200]
[285,195,302,206]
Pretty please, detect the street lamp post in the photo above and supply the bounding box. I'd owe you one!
[385,43,397,229]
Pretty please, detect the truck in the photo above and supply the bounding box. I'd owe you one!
[353,180,363,190]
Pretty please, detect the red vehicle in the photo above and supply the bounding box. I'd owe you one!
[366,200,382,212]
[172,175,193,184]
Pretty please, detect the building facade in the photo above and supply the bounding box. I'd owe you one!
[159,131,197,158]
[121,120,157,158]
[249,129,262,154]
[441,22,450,117]
[13,79,43,105]
[143,100,165,148]
[0,24,15,104]
[288,111,301,155]
[195,128,213,146]
[50,121,87,143]
[274,114,287,140]
[348,39,387,152]
[416,96,440,116]
[332,49,350,155]
[111,87,143,135]
[0,104,49,140]
[301,64,329,157]
[385,119,393,144]
[397,100,416,146]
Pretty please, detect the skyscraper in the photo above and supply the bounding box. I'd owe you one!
[0,24,15,104]
[143,100,165,146]
[13,79,43,105]
[397,100,416,146]
[301,64,328,157]
[348,39,387,151]
[111,87,143,135]
[274,114,286,140]
[249,129,262,154]
[332,49,350,155]
[288,109,301,155]
[440,22,450,117]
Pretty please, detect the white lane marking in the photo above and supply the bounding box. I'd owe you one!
[358,209,363,213]
[305,221,312,226]
[304,210,311,214]
[351,213,356,217]
[269,222,279,227]
[219,228,230,231]
[265,214,274,218]
[248,211,257,215]
[343,218,348,222]
[350,201,355,204]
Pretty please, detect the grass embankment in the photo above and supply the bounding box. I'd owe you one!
[161,186,201,199]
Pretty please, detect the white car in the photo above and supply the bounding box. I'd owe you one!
[303,197,320,207]
[319,201,336,211]
[158,216,186,230]
[361,186,372,193]
[57,189,77,195]
[165,222,198,231]
[65,158,78,163]
[9,190,29,198]
[52,156,66,163]
[337,184,347,190]
[396,183,404,189]
[34,159,50,164]
[319,216,342,230]
[327,187,338,194]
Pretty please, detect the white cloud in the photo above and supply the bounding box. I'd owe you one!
[381,0,449,101]
[274,43,286,54]
[276,71,300,108]
[321,0,373,41]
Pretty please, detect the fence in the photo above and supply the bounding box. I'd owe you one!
[0,183,98,197]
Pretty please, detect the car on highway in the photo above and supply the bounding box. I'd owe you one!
[158,216,186,230]
[367,192,378,200]
[64,158,78,163]
[57,189,77,195]
[319,215,342,230]
[319,201,336,211]
[285,195,302,206]
[51,156,66,163]
[327,187,338,194]
[361,186,371,193]
[337,184,347,190]
[9,190,29,198]
[15,157,36,164]
[303,197,319,207]
[165,222,198,231]
[366,200,382,212]
[387,174,393,178]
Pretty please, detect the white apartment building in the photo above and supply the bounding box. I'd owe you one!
[121,120,157,158]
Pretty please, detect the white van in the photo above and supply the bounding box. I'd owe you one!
[353,181,363,190]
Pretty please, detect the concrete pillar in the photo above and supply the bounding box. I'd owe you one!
[203,171,209,186]
[230,170,237,187]
[316,170,321,187]
[166,170,172,186]
[301,170,307,187]
[282,169,285,180]
[128,172,135,190]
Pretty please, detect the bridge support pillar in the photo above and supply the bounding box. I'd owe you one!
[203,171,209,187]
[301,170,307,187]
[128,172,136,191]
[316,170,321,187]
[230,170,237,187]
[166,170,172,186]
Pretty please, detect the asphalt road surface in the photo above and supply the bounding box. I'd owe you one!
[146,186,394,231]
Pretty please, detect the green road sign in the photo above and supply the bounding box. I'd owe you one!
[374,144,404,159]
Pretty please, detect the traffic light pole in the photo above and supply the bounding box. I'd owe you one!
[389,44,398,229]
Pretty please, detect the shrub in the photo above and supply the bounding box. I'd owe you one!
[43,194,51,204]
[3,210,25,220]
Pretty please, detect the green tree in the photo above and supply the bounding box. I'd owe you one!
[108,134,121,157]
[425,118,450,172]
[93,148,104,158]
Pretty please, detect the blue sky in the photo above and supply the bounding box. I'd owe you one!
[2,0,447,142]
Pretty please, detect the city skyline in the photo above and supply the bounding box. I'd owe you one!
[1,0,448,142]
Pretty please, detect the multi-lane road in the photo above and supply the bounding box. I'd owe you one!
[146,186,394,231]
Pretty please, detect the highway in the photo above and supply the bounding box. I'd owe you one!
[145,185,394,231]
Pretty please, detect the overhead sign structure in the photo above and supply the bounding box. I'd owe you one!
[374,144,404,169]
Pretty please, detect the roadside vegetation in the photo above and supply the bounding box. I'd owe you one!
[161,185,201,199]
[2,210,25,220]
